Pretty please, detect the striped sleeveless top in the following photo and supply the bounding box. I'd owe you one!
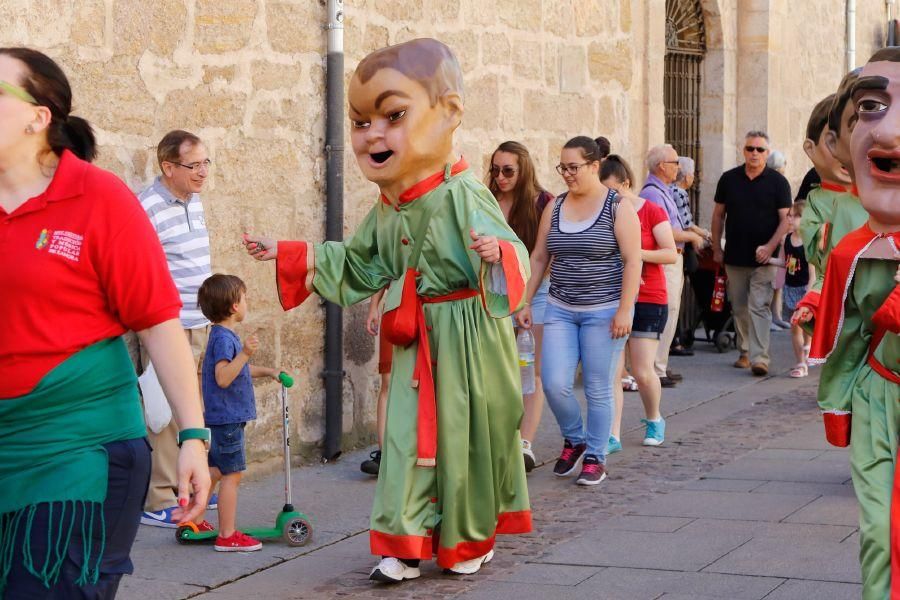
[547,189,623,308]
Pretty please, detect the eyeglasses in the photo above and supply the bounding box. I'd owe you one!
[169,159,213,173]
[0,80,37,105]
[556,162,591,175]
[744,146,768,154]
[662,160,680,165]
[490,165,518,178]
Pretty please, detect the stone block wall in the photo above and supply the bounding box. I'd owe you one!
[1,0,657,466]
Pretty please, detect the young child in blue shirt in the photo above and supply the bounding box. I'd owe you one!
[197,274,280,552]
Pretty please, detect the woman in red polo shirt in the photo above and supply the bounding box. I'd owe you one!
[0,47,210,598]
[601,155,677,450]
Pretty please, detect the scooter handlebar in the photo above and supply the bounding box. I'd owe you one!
[278,372,294,388]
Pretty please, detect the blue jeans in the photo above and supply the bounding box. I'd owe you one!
[541,303,628,460]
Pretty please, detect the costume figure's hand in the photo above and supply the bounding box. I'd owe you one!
[243,233,277,261]
[610,308,632,339]
[469,229,502,263]
[242,332,260,357]
[516,306,533,329]
[755,244,774,264]
[792,306,813,324]
[366,308,380,336]
[172,440,211,525]
[712,247,724,265]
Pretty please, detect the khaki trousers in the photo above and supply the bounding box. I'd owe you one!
[654,254,684,377]
[724,265,775,366]
[126,327,209,511]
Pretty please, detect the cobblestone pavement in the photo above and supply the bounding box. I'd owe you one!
[311,384,822,599]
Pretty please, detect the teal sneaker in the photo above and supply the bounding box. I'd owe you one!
[641,418,665,446]
[607,436,622,454]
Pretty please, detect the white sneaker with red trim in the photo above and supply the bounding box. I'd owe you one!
[447,550,494,575]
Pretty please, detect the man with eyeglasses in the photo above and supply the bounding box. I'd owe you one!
[134,129,215,528]
[711,131,791,377]
[641,144,706,388]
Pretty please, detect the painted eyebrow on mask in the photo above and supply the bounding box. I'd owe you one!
[851,75,889,98]
[374,90,411,110]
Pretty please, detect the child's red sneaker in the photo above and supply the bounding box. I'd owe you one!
[214,531,262,552]
[197,520,216,532]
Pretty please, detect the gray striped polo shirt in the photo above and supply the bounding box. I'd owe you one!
[138,177,211,329]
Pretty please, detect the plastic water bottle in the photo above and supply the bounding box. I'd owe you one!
[517,329,536,394]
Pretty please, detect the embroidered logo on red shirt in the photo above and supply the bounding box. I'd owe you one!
[46,230,83,262]
[35,228,50,249]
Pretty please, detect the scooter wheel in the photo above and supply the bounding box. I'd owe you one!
[175,524,196,544]
[715,332,732,353]
[283,517,312,547]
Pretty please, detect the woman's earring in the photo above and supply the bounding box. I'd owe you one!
[25,124,34,134]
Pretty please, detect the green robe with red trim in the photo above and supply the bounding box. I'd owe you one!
[275,161,532,567]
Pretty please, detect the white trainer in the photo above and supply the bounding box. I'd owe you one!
[369,557,421,583]
[447,550,494,575]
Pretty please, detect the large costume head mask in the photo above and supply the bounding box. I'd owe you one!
[826,68,862,178]
[348,38,464,196]
[803,93,851,185]
[850,47,900,228]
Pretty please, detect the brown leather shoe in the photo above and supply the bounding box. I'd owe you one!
[751,363,769,376]
[733,354,750,369]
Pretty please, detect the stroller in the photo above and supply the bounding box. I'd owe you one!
[681,248,736,353]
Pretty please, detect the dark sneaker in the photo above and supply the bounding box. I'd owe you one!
[659,376,678,388]
[553,439,586,477]
[575,455,607,486]
[360,449,381,476]
[666,369,683,381]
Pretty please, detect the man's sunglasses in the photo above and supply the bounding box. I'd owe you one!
[490,165,518,178]
[744,146,768,154]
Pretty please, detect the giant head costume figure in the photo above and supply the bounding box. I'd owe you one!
[849,47,900,233]
[348,38,464,202]
[825,68,861,179]
[804,93,852,185]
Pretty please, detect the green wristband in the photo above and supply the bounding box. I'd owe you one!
[177,427,211,447]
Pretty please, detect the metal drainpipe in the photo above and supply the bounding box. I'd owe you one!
[846,0,856,71]
[322,0,344,462]
[888,0,896,45]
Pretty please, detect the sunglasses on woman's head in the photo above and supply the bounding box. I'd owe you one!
[491,165,518,178]
[0,80,37,104]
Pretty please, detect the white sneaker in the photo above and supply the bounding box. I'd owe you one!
[369,557,421,583]
[522,439,536,473]
[447,550,494,575]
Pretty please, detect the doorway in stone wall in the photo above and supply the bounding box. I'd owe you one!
[664,0,707,348]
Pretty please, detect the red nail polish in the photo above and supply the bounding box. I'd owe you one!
[178,498,187,507]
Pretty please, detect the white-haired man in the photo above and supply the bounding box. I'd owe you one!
[640,145,706,387]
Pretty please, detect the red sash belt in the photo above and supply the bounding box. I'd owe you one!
[869,328,900,385]
[413,288,480,467]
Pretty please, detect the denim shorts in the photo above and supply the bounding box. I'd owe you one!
[782,284,807,316]
[209,422,247,474]
[631,302,668,339]
[531,279,550,325]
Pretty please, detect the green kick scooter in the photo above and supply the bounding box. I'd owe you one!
[176,372,313,547]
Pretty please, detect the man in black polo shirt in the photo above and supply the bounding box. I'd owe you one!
[711,131,791,376]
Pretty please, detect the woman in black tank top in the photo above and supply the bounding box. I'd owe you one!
[517,136,642,486]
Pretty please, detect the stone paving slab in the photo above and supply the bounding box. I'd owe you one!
[683,478,764,492]
[703,536,861,583]
[536,526,751,572]
[750,480,856,497]
[766,422,833,451]
[574,567,783,600]
[763,579,862,599]
[742,448,824,461]
[679,518,856,543]
[628,489,818,521]
[117,577,205,600]
[704,457,851,483]
[457,580,617,600]
[484,563,602,586]
[782,494,860,527]
[603,515,695,533]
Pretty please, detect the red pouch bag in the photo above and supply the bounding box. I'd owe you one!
[380,198,440,347]
[711,269,727,313]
